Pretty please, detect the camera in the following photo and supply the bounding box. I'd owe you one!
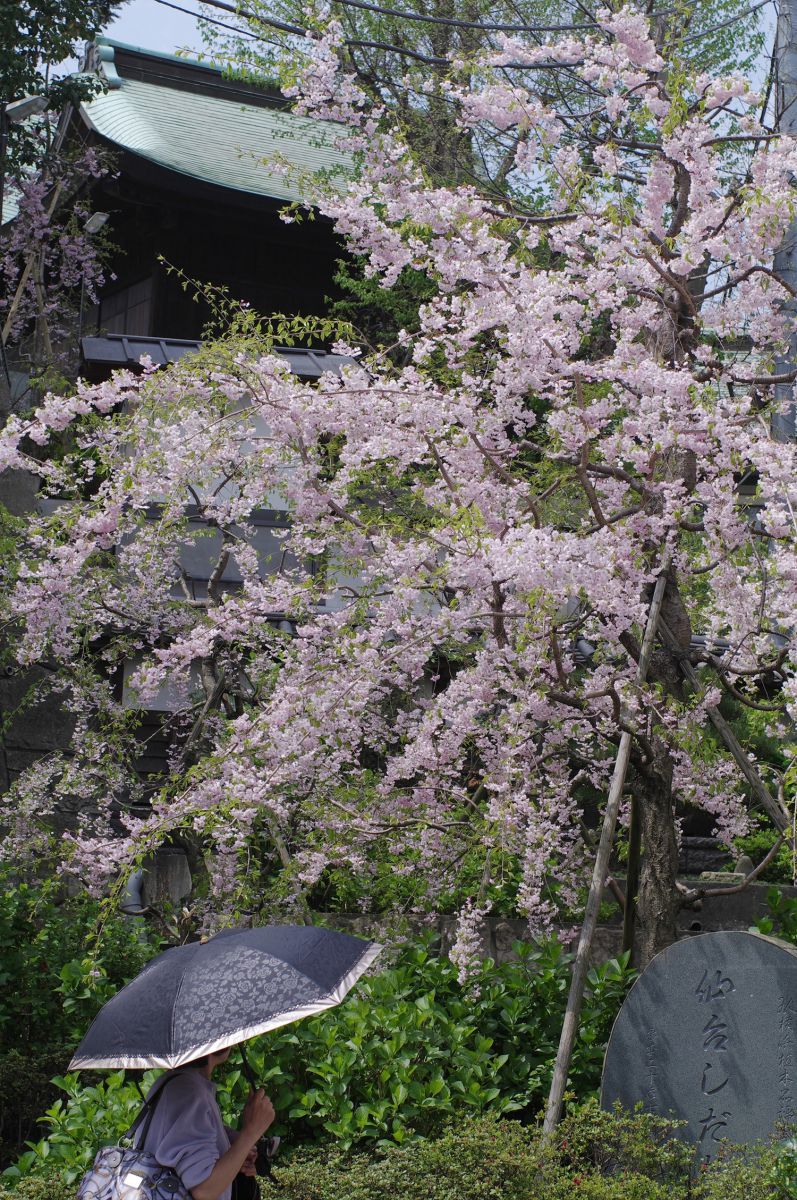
[255,1136,280,1178]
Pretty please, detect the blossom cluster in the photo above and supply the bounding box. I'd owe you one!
[1,7,795,942]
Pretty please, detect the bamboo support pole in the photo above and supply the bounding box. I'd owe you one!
[542,552,672,1135]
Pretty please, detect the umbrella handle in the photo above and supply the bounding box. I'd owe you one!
[239,1043,259,1091]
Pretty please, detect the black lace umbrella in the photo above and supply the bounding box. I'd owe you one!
[69,925,382,1070]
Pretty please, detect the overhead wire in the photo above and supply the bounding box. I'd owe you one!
[156,0,570,66]
[678,0,773,44]
[157,0,266,37]
[156,0,775,73]
[247,0,604,33]
[196,0,696,37]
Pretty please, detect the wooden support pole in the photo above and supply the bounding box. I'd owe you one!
[2,178,64,347]
[542,553,671,1135]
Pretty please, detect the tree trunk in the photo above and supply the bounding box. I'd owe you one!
[634,743,680,966]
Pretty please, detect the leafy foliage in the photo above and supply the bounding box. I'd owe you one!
[273,1108,786,1200]
[2,1072,154,1187]
[730,827,796,885]
[0,1173,73,1200]
[199,0,765,192]
[5,1107,785,1200]
[2,937,633,1180]
[772,1134,797,1199]
[215,941,634,1149]
[0,2,122,175]
[327,256,438,355]
[0,871,158,1053]
[753,888,797,943]
[0,869,159,1167]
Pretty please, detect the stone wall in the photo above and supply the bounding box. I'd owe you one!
[129,846,795,963]
[313,879,797,964]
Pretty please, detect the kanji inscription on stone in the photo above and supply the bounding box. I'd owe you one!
[601,931,797,1152]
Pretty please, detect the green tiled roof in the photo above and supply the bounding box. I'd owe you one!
[80,39,353,204]
[2,193,20,226]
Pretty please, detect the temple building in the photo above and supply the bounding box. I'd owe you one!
[72,37,350,376]
[0,39,351,815]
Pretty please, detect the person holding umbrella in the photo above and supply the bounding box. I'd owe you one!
[73,925,381,1200]
[138,1048,275,1200]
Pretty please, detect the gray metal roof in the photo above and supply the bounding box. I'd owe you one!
[80,333,352,378]
[79,39,353,204]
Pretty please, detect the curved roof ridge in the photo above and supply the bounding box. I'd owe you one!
[77,41,354,205]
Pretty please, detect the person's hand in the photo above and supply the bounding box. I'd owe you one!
[239,1146,257,1177]
[242,1089,275,1141]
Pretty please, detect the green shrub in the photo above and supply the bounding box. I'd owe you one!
[1,1108,787,1200]
[273,1107,781,1200]
[224,1109,692,1200]
[3,936,634,1180]
[0,1171,74,1200]
[770,1134,797,1199]
[731,826,795,885]
[2,1071,161,1186]
[0,872,158,1053]
[214,939,633,1149]
[553,1101,693,1181]
[0,869,159,1168]
[0,1049,73,1170]
[754,888,797,943]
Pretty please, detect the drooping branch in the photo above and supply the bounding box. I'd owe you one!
[659,617,790,832]
[678,823,790,905]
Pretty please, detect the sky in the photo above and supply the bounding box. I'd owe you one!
[101,0,204,56]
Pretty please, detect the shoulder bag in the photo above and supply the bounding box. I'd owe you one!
[77,1074,192,1200]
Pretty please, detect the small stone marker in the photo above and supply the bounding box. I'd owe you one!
[601,931,797,1155]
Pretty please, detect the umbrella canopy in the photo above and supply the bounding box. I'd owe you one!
[69,925,382,1070]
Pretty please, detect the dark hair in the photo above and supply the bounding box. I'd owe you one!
[188,1054,210,1068]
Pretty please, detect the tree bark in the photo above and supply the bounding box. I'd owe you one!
[633,742,680,966]
[543,553,671,1133]
[620,792,640,962]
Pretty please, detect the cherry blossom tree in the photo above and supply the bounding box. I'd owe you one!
[1,6,796,966]
[1,146,112,374]
[1,1,124,400]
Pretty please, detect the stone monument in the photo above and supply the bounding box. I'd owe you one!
[601,930,797,1155]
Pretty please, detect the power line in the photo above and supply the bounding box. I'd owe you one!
[154,0,459,62]
[158,0,774,71]
[157,0,266,37]
[679,0,773,44]
[158,0,300,38]
[158,0,571,66]
[248,0,605,34]
[199,0,695,38]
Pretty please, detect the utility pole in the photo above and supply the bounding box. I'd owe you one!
[774,0,797,440]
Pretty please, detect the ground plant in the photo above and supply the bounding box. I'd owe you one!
[1,1108,789,1200]
[1,937,632,1180]
[275,1108,787,1200]
[0,871,158,1167]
